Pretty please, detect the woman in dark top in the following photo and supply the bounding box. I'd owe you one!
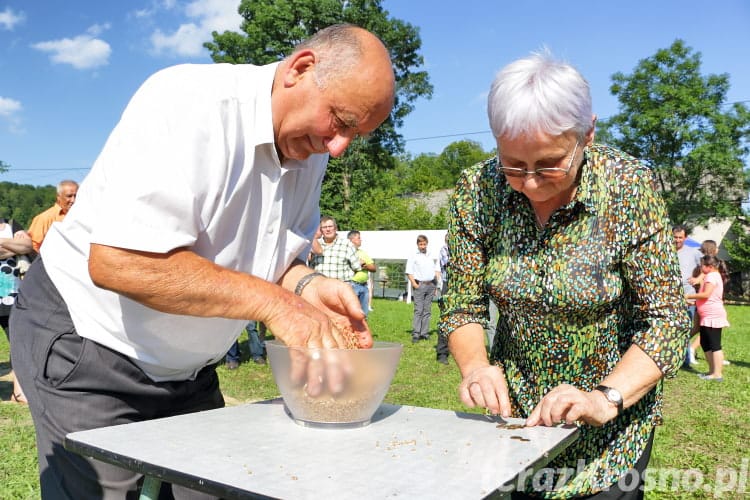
[439,52,689,498]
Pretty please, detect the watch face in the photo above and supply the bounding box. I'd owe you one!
[596,385,623,410]
[607,388,623,403]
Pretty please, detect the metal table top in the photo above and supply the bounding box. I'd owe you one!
[65,400,578,499]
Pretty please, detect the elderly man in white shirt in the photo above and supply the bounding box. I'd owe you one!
[10,24,395,499]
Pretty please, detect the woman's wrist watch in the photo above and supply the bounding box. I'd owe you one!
[594,385,623,415]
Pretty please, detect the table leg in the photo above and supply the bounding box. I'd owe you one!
[140,476,162,500]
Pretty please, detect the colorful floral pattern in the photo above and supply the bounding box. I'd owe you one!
[439,144,690,497]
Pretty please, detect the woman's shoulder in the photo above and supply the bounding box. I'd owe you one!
[588,144,652,180]
[454,156,505,198]
[584,144,664,220]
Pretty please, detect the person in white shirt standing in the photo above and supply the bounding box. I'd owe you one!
[406,234,440,344]
[10,24,395,499]
[673,224,702,367]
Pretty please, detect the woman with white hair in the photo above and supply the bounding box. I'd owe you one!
[439,52,689,498]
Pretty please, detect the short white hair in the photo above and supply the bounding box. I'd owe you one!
[294,24,363,90]
[487,50,592,140]
[57,179,78,195]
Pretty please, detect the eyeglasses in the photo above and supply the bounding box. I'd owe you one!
[320,225,336,229]
[498,141,580,179]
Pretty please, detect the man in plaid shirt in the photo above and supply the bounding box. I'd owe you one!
[310,216,362,283]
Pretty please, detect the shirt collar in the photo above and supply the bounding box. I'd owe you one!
[250,62,329,172]
[572,144,609,216]
[250,62,278,149]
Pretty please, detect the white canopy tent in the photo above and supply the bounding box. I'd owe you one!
[343,229,447,303]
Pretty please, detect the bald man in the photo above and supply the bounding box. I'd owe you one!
[12,24,395,499]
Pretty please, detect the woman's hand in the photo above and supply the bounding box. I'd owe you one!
[458,364,512,417]
[525,384,618,427]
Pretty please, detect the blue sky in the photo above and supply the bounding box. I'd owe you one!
[1,0,749,187]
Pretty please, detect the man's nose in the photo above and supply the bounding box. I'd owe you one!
[324,134,353,158]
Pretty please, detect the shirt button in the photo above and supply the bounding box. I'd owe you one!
[267,226,275,234]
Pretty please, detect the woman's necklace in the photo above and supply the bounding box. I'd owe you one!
[533,211,546,230]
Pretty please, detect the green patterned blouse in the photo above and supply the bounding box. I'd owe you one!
[439,144,690,498]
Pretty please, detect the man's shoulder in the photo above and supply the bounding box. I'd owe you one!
[358,248,373,260]
[134,62,277,109]
[685,246,702,259]
[30,204,59,222]
[677,245,699,255]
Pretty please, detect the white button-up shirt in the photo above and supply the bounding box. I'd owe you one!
[406,249,440,282]
[42,63,327,381]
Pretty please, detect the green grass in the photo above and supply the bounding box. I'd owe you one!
[2,301,748,499]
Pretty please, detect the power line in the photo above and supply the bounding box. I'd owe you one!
[4,101,749,166]
[7,168,90,171]
[405,130,491,142]
[404,99,750,143]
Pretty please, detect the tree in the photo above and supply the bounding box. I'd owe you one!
[436,139,491,187]
[347,183,446,231]
[598,39,750,225]
[0,160,8,174]
[205,0,433,226]
[0,181,56,227]
[722,217,750,272]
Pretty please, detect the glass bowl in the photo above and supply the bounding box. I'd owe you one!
[266,340,402,428]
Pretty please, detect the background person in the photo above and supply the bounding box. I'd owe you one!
[347,230,376,317]
[367,273,375,312]
[436,233,450,364]
[687,240,731,366]
[0,217,33,404]
[309,216,362,287]
[225,321,267,368]
[685,255,729,381]
[27,179,78,253]
[406,234,440,344]
[11,24,394,499]
[672,224,702,367]
[439,51,689,498]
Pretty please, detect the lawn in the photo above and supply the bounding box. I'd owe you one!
[1,300,748,499]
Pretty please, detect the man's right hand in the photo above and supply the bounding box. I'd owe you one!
[265,274,371,396]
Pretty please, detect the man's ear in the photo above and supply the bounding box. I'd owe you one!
[283,49,317,87]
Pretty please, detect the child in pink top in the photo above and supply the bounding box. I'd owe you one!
[686,255,729,380]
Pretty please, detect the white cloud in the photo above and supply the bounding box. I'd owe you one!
[0,96,22,117]
[32,25,112,70]
[87,23,111,37]
[133,8,153,19]
[0,96,23,133]
[0,7,25,30]
[132,0,177,20]
[150,0,241,57]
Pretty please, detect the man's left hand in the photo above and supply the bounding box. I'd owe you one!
[299,276,372,349]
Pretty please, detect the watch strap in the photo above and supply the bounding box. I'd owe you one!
[294,272,326,296]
